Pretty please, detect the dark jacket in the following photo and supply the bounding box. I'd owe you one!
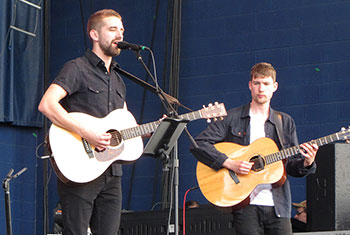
[190,103,316,218]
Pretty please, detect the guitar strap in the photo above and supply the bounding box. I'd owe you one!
[274,111,285,149]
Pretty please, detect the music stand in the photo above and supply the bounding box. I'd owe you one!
[143,117,189,234]
[143,117,189,159]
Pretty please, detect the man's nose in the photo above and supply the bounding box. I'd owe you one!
[116,30,124,38]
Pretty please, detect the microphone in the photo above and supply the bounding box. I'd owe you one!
[117,41,149,51]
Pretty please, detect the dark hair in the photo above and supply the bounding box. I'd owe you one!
[250,62,276,82]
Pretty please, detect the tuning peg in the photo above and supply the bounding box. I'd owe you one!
[213,118,217,122]
[214,101,218,105]
[346,139,350,144]
[207,119,211,123]
[208,103,213,107]
[341,127,345,131]
[220,117,224,120]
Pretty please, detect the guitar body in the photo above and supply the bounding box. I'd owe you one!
[48,103,228,184]
[49,109,143,184]
[196,138,285,208]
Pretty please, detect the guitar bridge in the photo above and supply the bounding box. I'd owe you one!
[82,138,95,159]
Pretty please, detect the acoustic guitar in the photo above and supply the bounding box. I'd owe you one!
[48,103,227,184]
[196,127,350,209]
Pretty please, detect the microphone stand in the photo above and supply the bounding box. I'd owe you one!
[2,167,28,235]
[134,50,175,113]
[115,66,180,106]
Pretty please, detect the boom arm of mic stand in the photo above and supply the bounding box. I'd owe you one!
[130,51,199,148]
[115,67,180,106]
[135,53,180,118]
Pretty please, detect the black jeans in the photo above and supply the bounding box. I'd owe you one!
[58,172,122,235]
[233,205,292,235]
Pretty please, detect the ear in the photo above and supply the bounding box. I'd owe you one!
[89,29,99,42]
[248,80,252,91]
[273,81,278,92]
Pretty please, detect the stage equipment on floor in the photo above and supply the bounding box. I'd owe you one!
[118,205,235,235]
[2,167,27,235]
[307,143,350,231]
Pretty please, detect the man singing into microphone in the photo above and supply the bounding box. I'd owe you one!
[39,9,127,234]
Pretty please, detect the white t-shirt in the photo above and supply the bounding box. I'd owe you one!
[249,110,274,206]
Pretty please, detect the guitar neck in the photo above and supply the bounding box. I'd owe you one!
[265,132,343,165]
[120,110,203,140]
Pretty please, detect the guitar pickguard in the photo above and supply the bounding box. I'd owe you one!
[95,142,125,162]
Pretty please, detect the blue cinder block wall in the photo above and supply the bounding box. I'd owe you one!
[1,1,350,234]
[180,0,350,206]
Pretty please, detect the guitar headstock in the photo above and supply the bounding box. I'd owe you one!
[200,102,227,123]
[339,127,350,143]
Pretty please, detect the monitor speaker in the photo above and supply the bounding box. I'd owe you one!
[306,143,350,231]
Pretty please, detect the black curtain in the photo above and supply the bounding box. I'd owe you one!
[0,0,43,127]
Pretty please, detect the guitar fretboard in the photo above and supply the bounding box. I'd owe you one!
[120,110,203,140]
[265,131,345,165]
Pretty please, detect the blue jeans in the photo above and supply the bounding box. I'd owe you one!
[233,205,292,235]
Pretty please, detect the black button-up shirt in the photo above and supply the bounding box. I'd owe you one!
[53,50,126,176]
[54,49,126,118]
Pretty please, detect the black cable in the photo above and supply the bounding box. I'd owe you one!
[159,0,174,210]
[78,0,87,50]
[162,0,172,93]
[43,0,50,233]
[166,1,182,234]
[162,0,184,210]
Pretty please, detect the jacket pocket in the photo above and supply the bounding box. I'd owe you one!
[229,126,245,144]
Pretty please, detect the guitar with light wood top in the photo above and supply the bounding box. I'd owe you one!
[48,103,227,184]
[196,127,350,209]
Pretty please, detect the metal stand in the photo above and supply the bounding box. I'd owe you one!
[122,39,195,235]
[2,168,27,235]
[143,118,189,235]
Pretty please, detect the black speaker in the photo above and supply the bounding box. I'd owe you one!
[307,143,350,231]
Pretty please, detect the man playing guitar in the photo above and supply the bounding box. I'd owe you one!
[191,62,318,235]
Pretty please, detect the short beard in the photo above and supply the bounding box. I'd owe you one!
[100,42,120,57]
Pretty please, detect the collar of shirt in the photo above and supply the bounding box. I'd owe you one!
[240,103,278,126]
[85,49,120,72]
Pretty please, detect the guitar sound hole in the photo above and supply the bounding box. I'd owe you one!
[250,155,265,172]
[107,129,122,147]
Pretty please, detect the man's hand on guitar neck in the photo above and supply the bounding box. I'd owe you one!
[299,143,318,167]
[222,158,254,174]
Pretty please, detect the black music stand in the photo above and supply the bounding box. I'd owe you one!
[143,117,189,161]
[143,117,189,233]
